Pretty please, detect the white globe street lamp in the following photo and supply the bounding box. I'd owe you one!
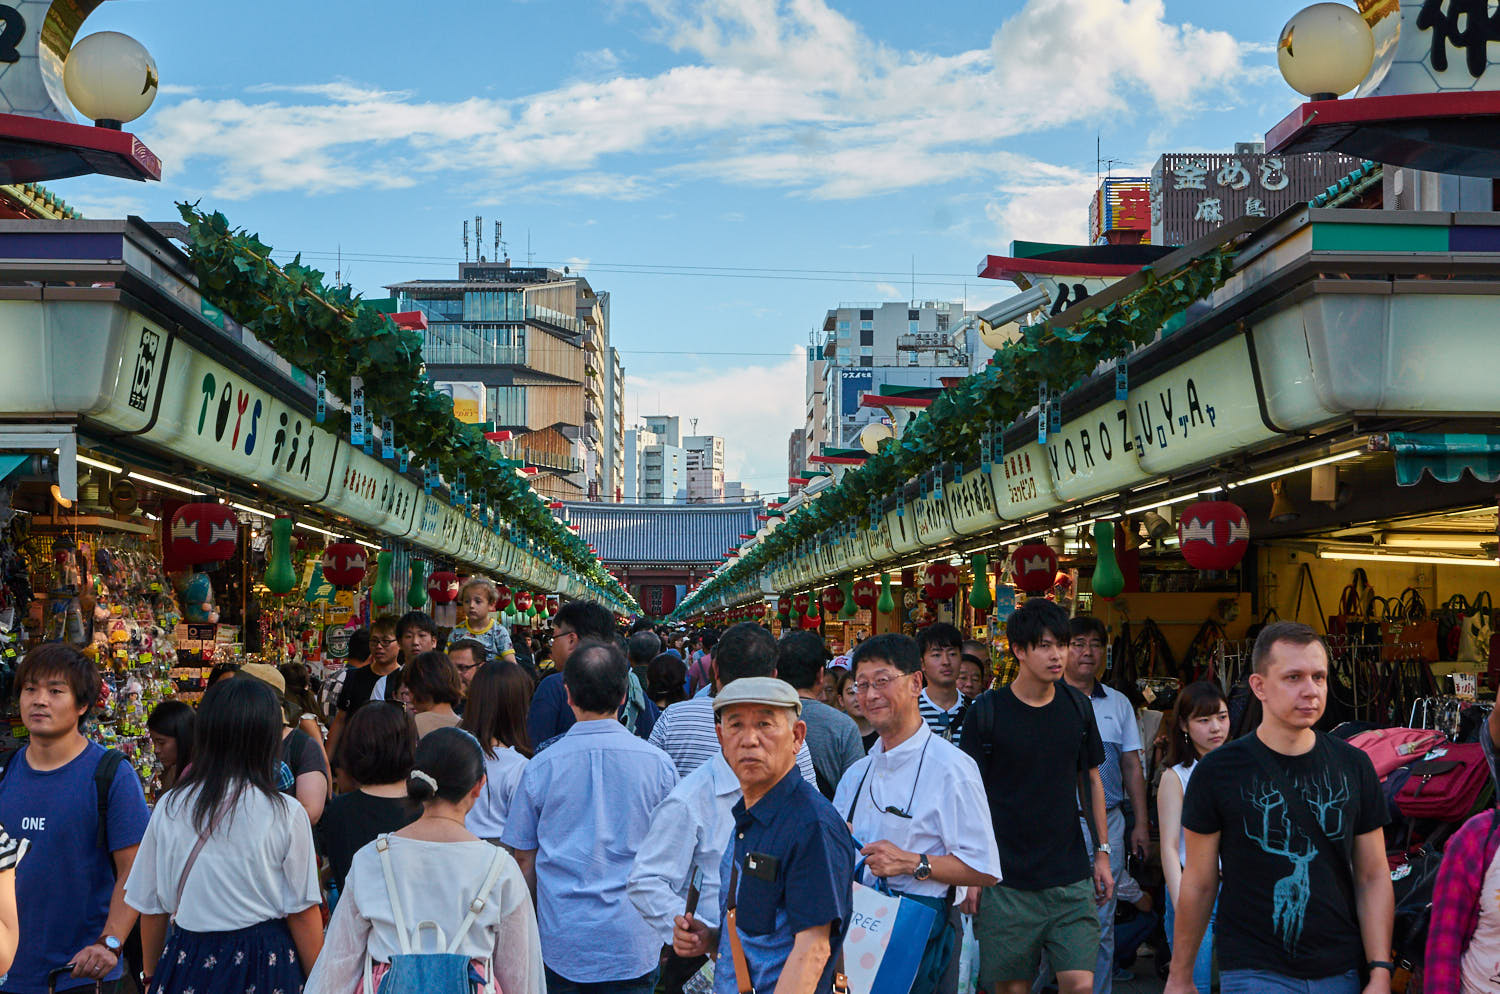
[859,421,894,455]
[63,31,159,129]
[1277,3,1374,101]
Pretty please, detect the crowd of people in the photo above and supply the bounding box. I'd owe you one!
[8,575,1500,994]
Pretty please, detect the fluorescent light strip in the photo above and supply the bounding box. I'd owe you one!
[1126,491,1201,516]
[77,454,124,474]
[1010,529,1051,543]
[229,501,275,520]
[1318,550,1497,567]
[126,471,204,496]
[294,521,339,539]
[355,539,382,550]
[1227,450,1361,489]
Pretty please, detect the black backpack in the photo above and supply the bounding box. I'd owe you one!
[0,745,126,856]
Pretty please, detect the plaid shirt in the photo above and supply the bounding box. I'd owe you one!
[1425,808,1500,990]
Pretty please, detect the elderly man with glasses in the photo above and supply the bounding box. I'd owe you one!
[832,634,1000,994]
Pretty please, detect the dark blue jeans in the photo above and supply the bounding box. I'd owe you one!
[546,964,662,994]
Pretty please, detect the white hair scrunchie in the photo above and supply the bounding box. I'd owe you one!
[410,770,438,791]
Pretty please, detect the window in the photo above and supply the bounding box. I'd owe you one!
[908,309,920,321]
[860,345,874,356]
[860,329,874,346]
[859,309,874,320]
[909,321,919,333]
[837,320,850,332]
[860,320,873,331]
[860,356,873,367]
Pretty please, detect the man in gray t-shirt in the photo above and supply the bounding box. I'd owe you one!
[776,630,866,797]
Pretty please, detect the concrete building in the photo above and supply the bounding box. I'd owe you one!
[787,427,808,497]
[389,251,620,502]
[684,434,725,502]
[625,418,688,503]
[725,480,760,502]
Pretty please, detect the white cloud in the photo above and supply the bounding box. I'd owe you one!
[873,282,902,298]
[141,0,1259,201]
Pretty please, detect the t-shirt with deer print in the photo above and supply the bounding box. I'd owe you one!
[1181,731,1387,979]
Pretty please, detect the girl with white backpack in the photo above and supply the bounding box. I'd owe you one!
[303,726,543,994]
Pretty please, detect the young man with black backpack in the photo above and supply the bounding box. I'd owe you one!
[1166,621,1394,994]
[0,643,150,994]
[958,598,1111,994]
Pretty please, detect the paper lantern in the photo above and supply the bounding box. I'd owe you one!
[372,551,395,608]
[923,562,959,602]
[495,585,513,612]
[547,597,560,616]
[428,570,461,604]
[321,543,368,588]
[1091,521,1125,600]
[1011,543,1058,595]
[852,577,878,611]
[169,502,239,565]
[515,590,533,613]
[820,585,845,615]
[968,554,994,612]
[877,573,896,614]
[792,592,810,617]
[1178,500,1251,571]
[264,518,297,597]
[407,560,429,609]
[839,579,857,619]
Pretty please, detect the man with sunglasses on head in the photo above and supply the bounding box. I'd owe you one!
[832,634,1000,994]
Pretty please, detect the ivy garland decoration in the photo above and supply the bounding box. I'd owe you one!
[675,243,1240,618]
[175,204,635,610]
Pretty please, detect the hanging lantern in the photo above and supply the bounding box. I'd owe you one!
[321,542,368,589]
[264,518,297,597]
[968,554,994,612]
[371,551,395,607]
[407,560,429,609]
[852,577,878,611]
[876,572,896,614]
[791,592,810,617]
[428,570,461,604]
[923,561,960,602]
[1090,521,1126,600]
[804,592,819,620]
[839,579,857,619]
[169,502,239,565]
[495,584,513,612]
[1011,543,1058,595]
[1177,500,1251,571]
[820,585,845,615]
[547,597,560,617]
[515,590,534,613]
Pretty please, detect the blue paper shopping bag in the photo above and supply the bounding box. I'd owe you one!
[841,877,938,994]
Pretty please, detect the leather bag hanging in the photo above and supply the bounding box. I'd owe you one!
[1458,591,1494,664]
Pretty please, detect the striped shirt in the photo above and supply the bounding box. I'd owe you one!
[647,696,819,786]
[919,688,970,743]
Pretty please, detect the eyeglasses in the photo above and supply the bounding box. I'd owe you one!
[1069,639,1106,651]
[454,662,479,675]
[554,629,578,640]
[373,638,398,647]
[853,673,910,694]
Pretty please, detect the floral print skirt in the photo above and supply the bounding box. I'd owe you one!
[154,918,304,994]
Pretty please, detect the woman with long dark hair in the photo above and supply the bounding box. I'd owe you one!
[460,662,532,843]
[319,703,420,897]
[304,727,543,994]
[146,700,195,792]
[125,677,323,993]
[645,652,688,711]
[1157,680,1230,994]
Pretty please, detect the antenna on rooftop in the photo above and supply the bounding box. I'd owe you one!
[462,220,469,262]
[495,221,506,264]
[475,216,483,262]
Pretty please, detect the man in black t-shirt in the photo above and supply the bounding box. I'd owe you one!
[1167,621,1393,994]
[327,615,401,767]
[959,599,1111,994]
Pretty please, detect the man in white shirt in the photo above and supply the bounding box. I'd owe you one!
[627,752,740,994]
[833,633,1001,994]
[648,622,818,786]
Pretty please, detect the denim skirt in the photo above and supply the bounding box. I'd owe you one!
[154,918,304,994]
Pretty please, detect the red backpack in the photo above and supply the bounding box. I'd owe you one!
[1395,742,1491,820]
[1348,728,1448,780]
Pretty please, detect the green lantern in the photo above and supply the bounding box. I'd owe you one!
[839,578,857,619]
[804,592,819,621]
[407,559,429,609]
[1092,521,1126,600]
[372,551,395,608]
[968,554,994,612]
[876,572,895,614]
[264,518,296,597]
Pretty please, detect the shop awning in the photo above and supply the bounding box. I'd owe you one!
[1389,433,1500,486]
[0,454,26,485]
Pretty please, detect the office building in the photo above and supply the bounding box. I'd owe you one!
[684,434,725,502]
[625,419,687,503]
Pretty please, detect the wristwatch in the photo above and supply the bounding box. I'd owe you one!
[99,935,122,954]
[1095,843,1112,856]
[914,854,932,881]
[1367,961,1395,975]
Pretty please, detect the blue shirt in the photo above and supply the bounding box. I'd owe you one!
[0,740,150,993]
[501,720,679,982]
[714,768,855,994]
[526,673,575,747]
[1085,681,1142,810]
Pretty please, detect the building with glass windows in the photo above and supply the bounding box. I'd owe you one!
[388,261,624,502]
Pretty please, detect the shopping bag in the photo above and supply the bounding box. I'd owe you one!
[1458,592,1493,664]
[954,915,979,994]
[842,879,938,994]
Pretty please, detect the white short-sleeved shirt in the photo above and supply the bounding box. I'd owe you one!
[125,785,321,932]
[833,723,1002,902]
[465,746,529,840]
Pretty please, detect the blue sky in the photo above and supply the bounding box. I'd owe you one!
[55,0,1315,498]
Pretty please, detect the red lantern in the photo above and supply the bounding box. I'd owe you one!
[548,597,560,616]
[321,543,368,588]
[923,562,960,601]
[1177,501,1251,571]
[851,577,878,611]
[514,590,533,613]
[791,592,810,617]
[495,585,513,612]
[427,570,461,604]
[169,502,239,565]
[820,586,844,614]
[1011,543,1059,595]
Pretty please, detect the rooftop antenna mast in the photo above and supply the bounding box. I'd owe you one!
[462,220,469,263]
[475,215,484,262]
[495,221,506,264]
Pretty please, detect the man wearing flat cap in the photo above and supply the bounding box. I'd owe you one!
[674,677,855,994]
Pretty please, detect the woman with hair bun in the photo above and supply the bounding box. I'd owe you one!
[303,727,543,994]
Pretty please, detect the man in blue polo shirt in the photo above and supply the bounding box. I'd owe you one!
[673,677,855,994]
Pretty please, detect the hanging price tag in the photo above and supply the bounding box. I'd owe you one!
[381,417,394,459]
[349,377,366,446]
[316,371,327,423]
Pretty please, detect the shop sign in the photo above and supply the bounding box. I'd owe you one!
[1045,398,1142,501]
[1362,0,1500,100]
[991,442,1055,519]
[913,492,956,546]
[944,466,1002,536]
[886,506,922,556]
[322,445,420,537]
[865,510,895,561]
[1150,151,1360,246]
[1129,338,1276,477]
[88,313,169,436]
[843,525,872,569]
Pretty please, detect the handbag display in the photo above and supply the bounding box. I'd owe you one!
[1382,588,1439,662]
[1458,591,1493,665]
[1346,728,1448,780]
[1394,743,1490,821]
[1436,594,1471,662]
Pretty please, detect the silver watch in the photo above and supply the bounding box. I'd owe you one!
[1095,843,1112,855]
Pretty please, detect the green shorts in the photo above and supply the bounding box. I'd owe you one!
[974,879,1100,983]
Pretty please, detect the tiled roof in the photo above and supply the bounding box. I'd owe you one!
[561,501,763,566]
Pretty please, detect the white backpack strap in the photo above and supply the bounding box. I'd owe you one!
[445,846,509,954]
[375,836,413,955]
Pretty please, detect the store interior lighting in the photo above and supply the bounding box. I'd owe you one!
[1318,550,1498,567]
[1227,449,1362,489]
[76,454,124,474]
[126,471,204,497]
[229,501,275,520]
[1378,534,1490,550]
[1126,491,1201,516]
[293,521,339,539]
[354,539,382,551]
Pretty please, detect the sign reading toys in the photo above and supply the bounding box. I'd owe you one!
[1151,148,1363,245]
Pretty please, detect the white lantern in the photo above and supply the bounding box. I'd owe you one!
[1277,3,1374,100]
[858,421,894,455]
[63,32,159,127]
